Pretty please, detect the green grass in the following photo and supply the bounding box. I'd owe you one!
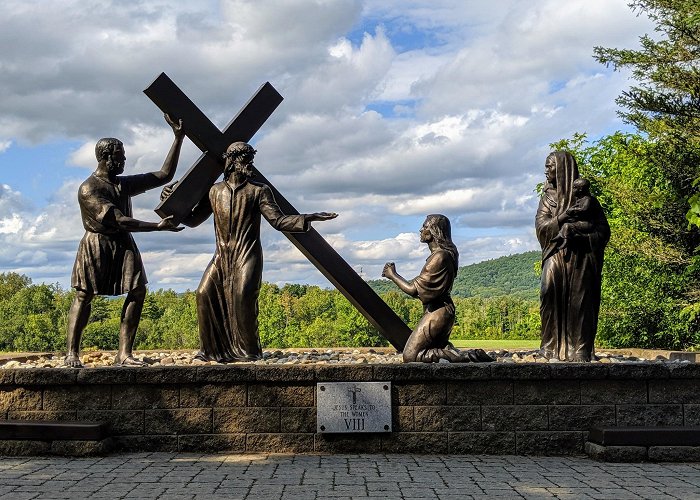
[451,339,540,350]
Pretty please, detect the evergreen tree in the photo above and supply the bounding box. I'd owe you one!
[593,0,700,227]
[591,0,700,341]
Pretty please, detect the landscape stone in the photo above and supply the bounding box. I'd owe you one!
[584,441,647,462]
[514,380,580,405]
[647,445,700,462]
[482,405,548,431]
[394,383,446,406]
[145,408,212,435]
[648,379,700,403]
[548,405,616,430]
[78,410,144,435]
[179,383,246,408]
[281,407,315,433]
[447,380,513,405]
[112,385,178,410]
[44,386,112,411]
[616,404,684,426]
[214,407,280,433]
[247,384,314,407]
[0,388,42,412]
[580,379,647,404]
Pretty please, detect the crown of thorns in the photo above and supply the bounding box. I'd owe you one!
[222,146,257,160]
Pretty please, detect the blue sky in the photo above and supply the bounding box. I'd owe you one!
[0,0,653,291]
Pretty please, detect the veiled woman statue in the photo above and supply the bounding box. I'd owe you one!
[382,214,493,363]
[536,151,610,362]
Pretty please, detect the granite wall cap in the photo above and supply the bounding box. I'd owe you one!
[134,366,198,384]
[195,365,257,383]
[372,363,436,381]
[14,368,78,385]
[77,367,136,385]
[431,363,493,381]
[606,363,670,379]
[549,363,609,380]
[490,363,551,380]
[254,364,316,382]
[667,363,700,379]
[315,364,374,382]
[0,370,15,385]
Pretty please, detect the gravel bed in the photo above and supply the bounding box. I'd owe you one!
[0,348,692,368]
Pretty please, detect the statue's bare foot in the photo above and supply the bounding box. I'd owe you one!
[114,355,146,367]
[64,353,84,368]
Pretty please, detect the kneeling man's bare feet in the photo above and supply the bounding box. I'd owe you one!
[114,355,146,367]
[64,353,84,368]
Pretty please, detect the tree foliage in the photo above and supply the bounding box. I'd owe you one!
[551,133,700,349]
[593,0,700,227]
[369,251,541,300]
[579,0,700,347]
[0,270,541,352]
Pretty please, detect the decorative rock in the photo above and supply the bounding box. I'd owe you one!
[0,348,694,369]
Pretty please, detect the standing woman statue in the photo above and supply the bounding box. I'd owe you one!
[383,214,493,363]
[536,151,610,362]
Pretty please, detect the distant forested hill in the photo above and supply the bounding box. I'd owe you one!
[368,251,540,299]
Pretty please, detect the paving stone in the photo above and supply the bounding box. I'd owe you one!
[0,452,699,499]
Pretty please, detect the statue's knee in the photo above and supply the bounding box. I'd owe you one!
[75,289,93,304]
[129,285,147,300]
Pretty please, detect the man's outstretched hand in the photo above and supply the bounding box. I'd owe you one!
[305,212,338,223]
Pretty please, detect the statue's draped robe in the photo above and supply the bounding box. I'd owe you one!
[403,249,458,362]
[72,174,151,295]
[196,179,308,362]
[535,152,610,361]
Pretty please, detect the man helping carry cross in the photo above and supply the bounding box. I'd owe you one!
[65,114,185,368]
[146,73,411,355]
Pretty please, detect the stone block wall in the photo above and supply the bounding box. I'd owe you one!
[0,362,698,454]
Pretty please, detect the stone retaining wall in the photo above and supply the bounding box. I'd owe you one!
[0,363,698,455]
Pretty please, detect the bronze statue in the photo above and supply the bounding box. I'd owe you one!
[382,215,493,363]
[146,73,412,351]
[166,142,336,362]
[536,151,610,362]
[65,114,185,368]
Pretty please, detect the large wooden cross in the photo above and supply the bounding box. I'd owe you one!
[144,73,411,350]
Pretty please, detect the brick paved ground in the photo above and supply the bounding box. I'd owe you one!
[0,453,698,499]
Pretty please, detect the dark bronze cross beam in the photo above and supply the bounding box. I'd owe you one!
[144,73,411,350]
